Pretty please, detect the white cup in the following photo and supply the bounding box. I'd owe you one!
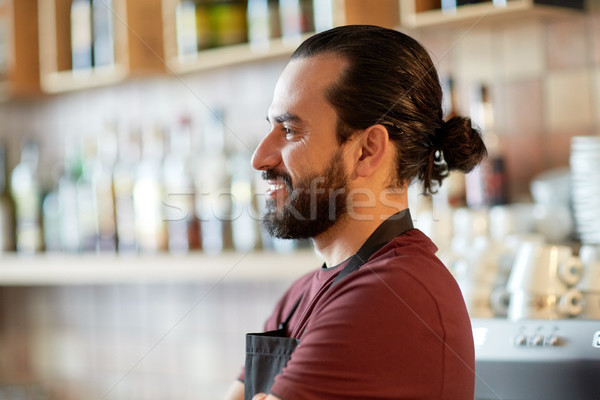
[578,245,600,292]
[507,288,583,320]
[532,204,574,244]
[489,203,536,241]
[507,243,582,295]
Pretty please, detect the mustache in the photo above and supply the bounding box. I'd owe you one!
[262,169,293,191]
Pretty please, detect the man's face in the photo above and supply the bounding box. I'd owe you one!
[251,55,352,239]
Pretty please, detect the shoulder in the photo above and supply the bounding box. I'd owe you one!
[317,229,464,332]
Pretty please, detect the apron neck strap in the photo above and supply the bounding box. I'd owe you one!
[331,209,413,287]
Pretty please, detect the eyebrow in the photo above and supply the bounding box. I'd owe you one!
[266,113,303,124]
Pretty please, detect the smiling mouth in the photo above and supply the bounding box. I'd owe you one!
[268,182,287,191]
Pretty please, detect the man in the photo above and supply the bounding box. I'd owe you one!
[226,25,487,400]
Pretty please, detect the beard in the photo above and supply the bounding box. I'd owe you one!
[261,150,349,239]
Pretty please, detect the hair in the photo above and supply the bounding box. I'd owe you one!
[290,25,487,194]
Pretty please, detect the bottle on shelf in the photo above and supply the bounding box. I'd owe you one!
[313,0,334,33]
[70,0,94,71]
[0,17,8,80]
[299,0,315,33]
[0,140,15,252]
[93,123,118,252]
[229,149,259,252]
[162,115,198,254]
[92,0,115,68]
[176,0,199,59]
[113,123,140,253]
[76,133,101,252]
[53,136,84,253]
[465,83,507,208]
[196,0,212,50]
[441,0,485,12]
[441,76,467,208]
[10,140,43,254]
[278,0,313,42]
[246,0,282,50]
[247,0,272,50]
[42,190,61,253]
[279,0,303,42]
[192,107,231,254]
[133,122,168,253]
[208,0,248,47]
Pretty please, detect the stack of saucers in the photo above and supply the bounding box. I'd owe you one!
[570,136,600,244]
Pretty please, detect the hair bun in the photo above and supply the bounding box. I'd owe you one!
[439,116,487,173]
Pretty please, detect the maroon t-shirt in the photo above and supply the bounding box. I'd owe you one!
[241,229,475,399]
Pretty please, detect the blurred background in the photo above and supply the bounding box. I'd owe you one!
[0,0,598,398]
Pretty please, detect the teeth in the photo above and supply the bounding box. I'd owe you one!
[269,183,286,191]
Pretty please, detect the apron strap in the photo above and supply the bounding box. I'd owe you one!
[278,293,304,330]
[331,209,413,287]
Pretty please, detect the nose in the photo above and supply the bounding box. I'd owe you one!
[251,129,282,171]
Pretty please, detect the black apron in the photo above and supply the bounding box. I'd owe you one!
[244,209,413,400]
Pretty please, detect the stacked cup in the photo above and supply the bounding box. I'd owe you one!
[570,136,600,244]
[578,245,600,319]
[506,242,584,320]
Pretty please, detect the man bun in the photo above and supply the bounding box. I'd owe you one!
[419,115,487,194]
[439,116,488,173]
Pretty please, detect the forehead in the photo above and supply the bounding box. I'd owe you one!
[269,54,347,119]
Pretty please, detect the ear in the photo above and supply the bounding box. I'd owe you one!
[354,124,390,178]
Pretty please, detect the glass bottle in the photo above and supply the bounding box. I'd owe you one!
[92,0,115,68]
[247,0,271,50]
[162,115,196,254]
[192,108,231,254]
[71,0,94,71]
[133,122,168,253]
[196,0,212,50]
[442,76,467,208]
[465,83,507,208]
[279,0,302,42]
[113,123,140,253]
[208,0,247,47]
[0,140,14,252]
[11,140,43,254]
[229,149,259,252]
[57,136,84,253]
[176,0,199,59]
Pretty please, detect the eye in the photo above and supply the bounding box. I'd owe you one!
[283,126,295,139]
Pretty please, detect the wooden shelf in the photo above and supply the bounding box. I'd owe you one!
[400,0,584,29]
[0,250,322,286]
[166,34,311,75]
[40,64,128,93]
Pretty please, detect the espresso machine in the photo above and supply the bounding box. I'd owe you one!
[472,318,600,400]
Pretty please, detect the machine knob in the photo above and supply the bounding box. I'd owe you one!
[546,335,560,347]
[514,334,528,347]
[531,335,545,347]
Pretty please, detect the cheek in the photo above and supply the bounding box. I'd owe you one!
[281,143,312,178]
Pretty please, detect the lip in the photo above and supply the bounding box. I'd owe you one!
[265,180,288,199]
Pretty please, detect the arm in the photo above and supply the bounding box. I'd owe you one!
[224,381,244,400]
[251,394,281,400]
[224,384,282,400]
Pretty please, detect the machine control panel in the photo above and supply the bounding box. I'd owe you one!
[473,318,600,361]
[513,332,561,347]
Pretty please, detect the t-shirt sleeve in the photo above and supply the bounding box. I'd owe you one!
[269,254,471,400]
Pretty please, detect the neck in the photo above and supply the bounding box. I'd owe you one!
[312,196,409,266]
